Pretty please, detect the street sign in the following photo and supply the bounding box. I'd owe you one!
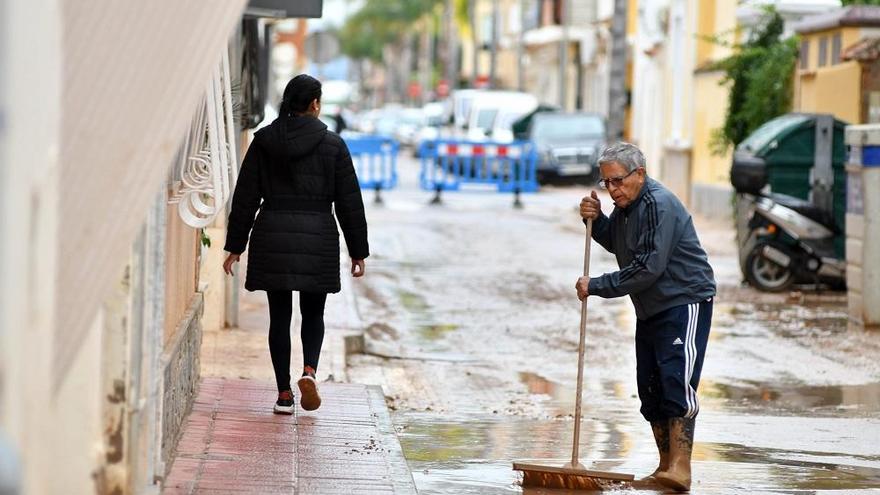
[436,79,450,97]
[304,31,340,65]
[408,81,422,99]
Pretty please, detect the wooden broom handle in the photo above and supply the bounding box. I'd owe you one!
[571,219,592,467]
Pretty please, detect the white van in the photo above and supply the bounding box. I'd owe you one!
[464,91,538,142]
[451,89,484,135]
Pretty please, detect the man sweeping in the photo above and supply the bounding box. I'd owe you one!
[576,142,716,492]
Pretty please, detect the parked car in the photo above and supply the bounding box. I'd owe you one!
[525,112,605,184]
[414,102,448,157]
[393,108,426,147]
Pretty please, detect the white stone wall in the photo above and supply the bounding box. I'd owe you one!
[845,125,880,330]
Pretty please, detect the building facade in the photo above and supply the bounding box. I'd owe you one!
[0,2,251,493]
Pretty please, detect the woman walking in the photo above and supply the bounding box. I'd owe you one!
[222,74,369,414]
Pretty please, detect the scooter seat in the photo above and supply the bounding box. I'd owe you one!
[767,193,839,233]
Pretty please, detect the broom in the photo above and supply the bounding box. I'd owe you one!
[513,219,635,490]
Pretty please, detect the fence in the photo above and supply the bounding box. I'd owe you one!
[417,139,539,207]
[344,135,399,204]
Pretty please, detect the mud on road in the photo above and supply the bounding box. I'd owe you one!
[344,166,880,494]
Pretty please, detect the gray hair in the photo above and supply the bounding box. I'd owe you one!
[598,142,646,172]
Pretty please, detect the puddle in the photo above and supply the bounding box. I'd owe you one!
[397,413,638,495]
[417,323,459,341]
[519,372,558,396]
[703,381,880,413]
[398,289,429,312]
[703,442,880,490]
[394,410,880,494]
[713,301,849,339]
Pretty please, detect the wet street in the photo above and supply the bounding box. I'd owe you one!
[346,156,880,494]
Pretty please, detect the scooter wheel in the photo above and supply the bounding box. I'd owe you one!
[745,242,795,292]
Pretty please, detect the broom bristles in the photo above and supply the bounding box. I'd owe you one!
[519,469,627,490]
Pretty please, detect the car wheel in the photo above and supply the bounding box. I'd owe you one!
[744,242,795,292]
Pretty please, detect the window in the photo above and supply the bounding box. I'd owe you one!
[869,92,880,124]
[819,36,828,67]
[832,33,842,65]
[800,40,810,70]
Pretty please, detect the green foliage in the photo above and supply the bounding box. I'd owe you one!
[710,8,798,155]
[339,0,443,63]
[200,228,211,248]
[842,0,880,5]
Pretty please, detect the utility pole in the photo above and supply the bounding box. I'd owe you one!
[446,0,458,90]
[559,0,570,110]
[421,19,432,104]
[470,0,479,85]
[607,0,628,142]
[517,0,526,91]
[490,0,499,88]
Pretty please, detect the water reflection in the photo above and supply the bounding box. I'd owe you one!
[519,372,558,396]
[703,380,880,413]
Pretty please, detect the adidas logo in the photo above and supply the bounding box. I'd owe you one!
[672,337,684,345]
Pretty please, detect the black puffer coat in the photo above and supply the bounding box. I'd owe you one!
[224,115,369,293]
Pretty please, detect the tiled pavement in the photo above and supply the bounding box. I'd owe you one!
[162,377,417,494]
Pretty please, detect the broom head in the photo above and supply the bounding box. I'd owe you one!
[513,462,634,490]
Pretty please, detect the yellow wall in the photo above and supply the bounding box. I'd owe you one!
[627,0,638,37]
[690,0,737,188]
[693,70,732,185]
[796,62,862,124]
[695,0,737,68]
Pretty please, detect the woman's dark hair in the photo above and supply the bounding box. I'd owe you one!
[280,74,322,115]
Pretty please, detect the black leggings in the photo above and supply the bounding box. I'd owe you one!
[266,290,327,392]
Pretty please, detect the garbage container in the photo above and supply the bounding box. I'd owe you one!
[731,113,848,257]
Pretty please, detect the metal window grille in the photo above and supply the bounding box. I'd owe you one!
[167,50,239,228]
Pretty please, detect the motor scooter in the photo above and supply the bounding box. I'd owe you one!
[739,192,846,292]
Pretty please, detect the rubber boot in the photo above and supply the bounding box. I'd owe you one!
[639,421,669,480]
[655,417,695,492]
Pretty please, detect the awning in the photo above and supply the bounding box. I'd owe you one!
[246,0,323,18]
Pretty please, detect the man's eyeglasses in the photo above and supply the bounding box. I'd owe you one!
[598,169,638,189]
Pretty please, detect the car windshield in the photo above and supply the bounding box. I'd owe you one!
[737,114,810,153]
[532,115,604,142]
[475,108,498,130]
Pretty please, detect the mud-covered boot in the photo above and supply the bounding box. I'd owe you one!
[655,417,695,492]
[639,421,670,480]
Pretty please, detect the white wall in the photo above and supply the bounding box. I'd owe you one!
[1,0,61,493]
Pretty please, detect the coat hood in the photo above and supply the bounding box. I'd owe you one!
[257,114,328,159]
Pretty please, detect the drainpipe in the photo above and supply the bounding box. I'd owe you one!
[490,0,499,88]
[517,0,526,91]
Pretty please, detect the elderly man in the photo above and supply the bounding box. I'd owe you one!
[576,142,715,492]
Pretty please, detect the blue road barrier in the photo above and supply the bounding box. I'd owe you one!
[417,139,539,206]
[344,135,399,203]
